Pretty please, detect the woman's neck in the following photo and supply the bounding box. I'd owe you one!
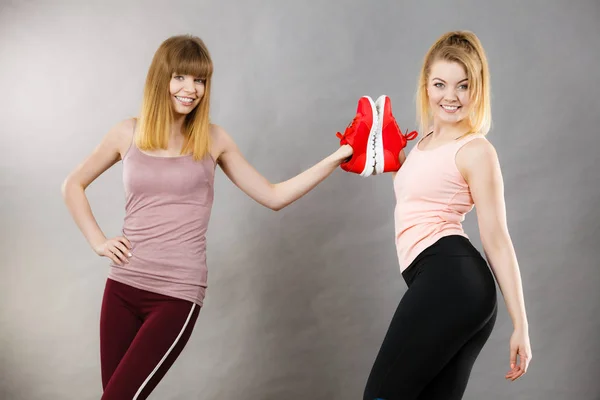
[430,119,471,140]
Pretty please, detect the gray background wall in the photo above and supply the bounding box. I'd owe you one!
[1,0,599,399]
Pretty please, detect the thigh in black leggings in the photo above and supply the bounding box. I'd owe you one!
[363,235,498,400]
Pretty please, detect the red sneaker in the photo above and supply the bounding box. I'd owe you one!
[336,96,378,177]
[374,95,418,174]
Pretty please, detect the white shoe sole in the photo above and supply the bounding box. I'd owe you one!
[360,96,378,177]
[374,95,387,175]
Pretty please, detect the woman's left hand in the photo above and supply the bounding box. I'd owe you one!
[505,327,532,381]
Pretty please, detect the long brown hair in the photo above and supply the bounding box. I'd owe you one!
[136,35,214,161]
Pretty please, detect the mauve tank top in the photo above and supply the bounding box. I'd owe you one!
[393,133,485,272]
[107,121,216,306]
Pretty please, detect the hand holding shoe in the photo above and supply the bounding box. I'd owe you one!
[336,95,418,176]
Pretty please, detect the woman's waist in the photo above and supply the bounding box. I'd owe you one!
[402,235,488,281]
[395,206,467,229]
[124,237,207,258]
[396,220,466,242]
[121,219,208,245]
[108,260,208,287]
[123,211,210,230]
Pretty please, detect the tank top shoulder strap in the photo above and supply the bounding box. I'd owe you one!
[122,118,137,161]
[449,133,486,156]
[409,131,432,155]
[416,131,433,147]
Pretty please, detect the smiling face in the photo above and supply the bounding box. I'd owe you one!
[169,73,205,116]
[427,60,472,126]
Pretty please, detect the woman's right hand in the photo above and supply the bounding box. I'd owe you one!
[94,236,132,266]
[333,144,354,165]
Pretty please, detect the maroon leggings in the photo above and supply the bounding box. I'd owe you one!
[100,279,200,399]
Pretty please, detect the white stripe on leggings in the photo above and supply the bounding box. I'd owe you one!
[133,303,196,400]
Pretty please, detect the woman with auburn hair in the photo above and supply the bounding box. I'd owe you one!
[62,34,354,399]
[362,31,532,400]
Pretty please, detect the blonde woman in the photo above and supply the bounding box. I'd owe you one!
[363,31,532,400]
[62,35,354,399]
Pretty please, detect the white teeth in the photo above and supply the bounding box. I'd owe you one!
[176,96,194,104]
[441,105,459,111]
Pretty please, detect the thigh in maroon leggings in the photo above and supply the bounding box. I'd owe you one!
[100,279,200,400]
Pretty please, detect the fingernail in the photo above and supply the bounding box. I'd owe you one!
[128,253,132,257]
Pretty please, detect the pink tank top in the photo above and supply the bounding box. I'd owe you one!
[393,133,485,271]
[108,124,216,306]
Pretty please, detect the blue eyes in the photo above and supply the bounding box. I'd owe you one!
[434,82,468,90]
[174,75,205,84]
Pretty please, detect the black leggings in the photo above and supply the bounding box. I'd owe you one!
[364,235,498,400]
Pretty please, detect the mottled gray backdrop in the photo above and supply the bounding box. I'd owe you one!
[1,0,599,399]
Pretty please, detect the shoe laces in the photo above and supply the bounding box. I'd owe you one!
[392,118,418,141]
[336,114,363,145]
[404,128,418,141]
